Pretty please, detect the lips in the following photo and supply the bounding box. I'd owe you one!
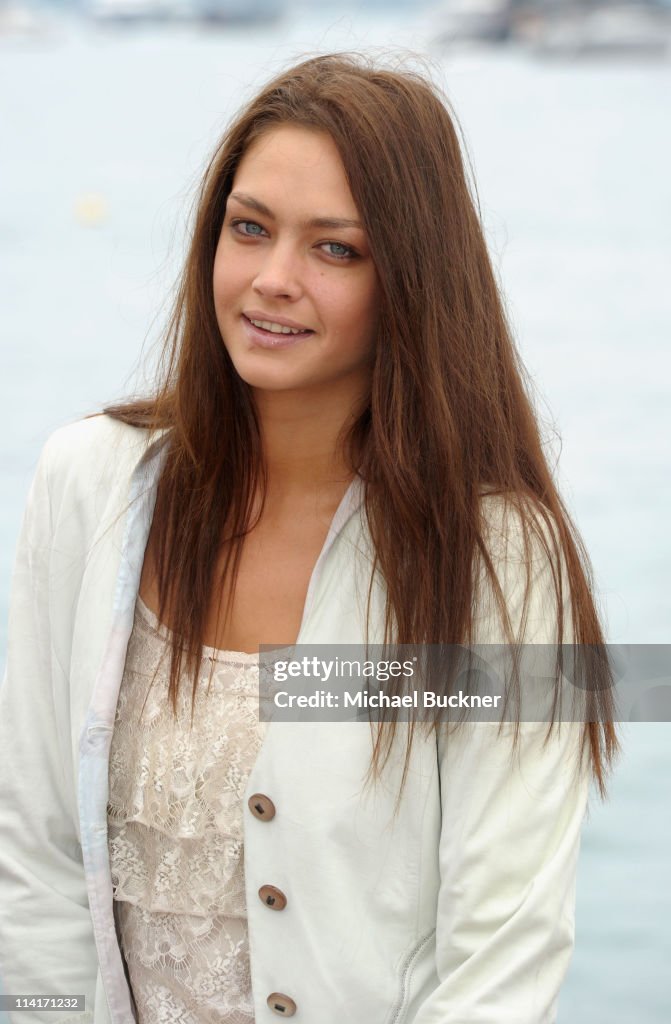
[242,307,313,331]
[241,314,315,350]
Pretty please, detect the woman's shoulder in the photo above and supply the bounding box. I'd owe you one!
[42,412,160,471]
[42,411,152,460]
[35,413,165,513]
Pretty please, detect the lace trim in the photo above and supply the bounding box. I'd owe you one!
[107,597,264,1021]
[135,595,260,665]
[114,902,254,1023]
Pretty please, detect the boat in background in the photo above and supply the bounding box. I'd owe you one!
[87,0,188,25]
[429,0,671,60]
[86,0,284,26]
[532,4,670,59]
[430,0,513,47]
[194,0,283,25]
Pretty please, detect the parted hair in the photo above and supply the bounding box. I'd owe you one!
[105,53,618,794]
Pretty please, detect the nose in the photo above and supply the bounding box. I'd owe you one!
[252,241,303,302]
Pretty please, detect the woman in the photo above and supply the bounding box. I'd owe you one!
[0,54,617,1023]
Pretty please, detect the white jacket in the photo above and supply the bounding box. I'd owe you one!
[0,415,588,1024]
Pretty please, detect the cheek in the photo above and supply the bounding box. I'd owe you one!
[314,275,378,335]
[212,265,240,353]
[212,247,227,307]
[212,240,246,312]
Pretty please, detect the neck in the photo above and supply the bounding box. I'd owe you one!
[251,382,367,504]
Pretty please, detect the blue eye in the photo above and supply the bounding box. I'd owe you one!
[239,220,264,235]
[231,219,266,237]
[322,241,356,260]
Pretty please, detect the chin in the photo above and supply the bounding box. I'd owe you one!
[229,360,314,394]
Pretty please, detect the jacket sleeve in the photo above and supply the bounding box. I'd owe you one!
[0,441,97,1023]
[413,498,590,1024]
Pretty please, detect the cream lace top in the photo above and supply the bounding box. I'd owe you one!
[107,595,266,1024]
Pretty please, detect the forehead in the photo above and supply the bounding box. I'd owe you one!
[230,125,359,217]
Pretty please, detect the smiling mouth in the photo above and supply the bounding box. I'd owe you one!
[244,315,313,337]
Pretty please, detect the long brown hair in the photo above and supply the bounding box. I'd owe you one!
[105,53,618,794]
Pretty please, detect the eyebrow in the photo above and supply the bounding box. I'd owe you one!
[228,191,363,231]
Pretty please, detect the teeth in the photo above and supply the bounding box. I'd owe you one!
[249,318,307,335]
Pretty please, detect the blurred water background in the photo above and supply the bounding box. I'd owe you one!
[1,1,670,1020]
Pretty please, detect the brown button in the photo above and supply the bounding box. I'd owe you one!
[258,884,287,911]
[267,993,296,1017]
[248,793,276,821]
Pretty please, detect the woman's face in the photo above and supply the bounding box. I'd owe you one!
[213,125,380,403]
